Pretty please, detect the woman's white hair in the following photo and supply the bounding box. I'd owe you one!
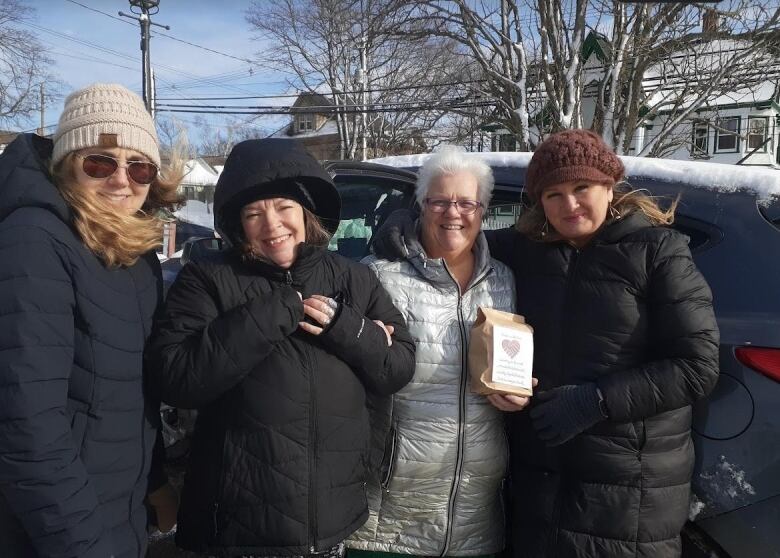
[415,146,494,208]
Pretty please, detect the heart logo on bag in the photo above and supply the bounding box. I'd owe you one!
[502,339,521,359]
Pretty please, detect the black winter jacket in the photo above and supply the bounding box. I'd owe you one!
[149,244,416,556]
[0,135,160,558]
[487,212,720,558]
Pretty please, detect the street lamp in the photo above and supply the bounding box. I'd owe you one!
[119,0,169,116]
[128,0,160,13]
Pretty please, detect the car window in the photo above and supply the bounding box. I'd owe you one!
[330,180,413,260]
[758,198,780,233]
[483,203,521,230]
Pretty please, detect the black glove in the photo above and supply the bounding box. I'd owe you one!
[370,208,417,261]
[530,383,606,447]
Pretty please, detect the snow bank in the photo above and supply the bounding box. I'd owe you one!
[370,152,780,201]
[174,200,215,230]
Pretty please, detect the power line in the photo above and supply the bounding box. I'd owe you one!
[63,0,134,26]
[49,49,140,72]
[156,98,497,116]
[155,79,487,101]
[21,20,259,97]
[63,0,267,69]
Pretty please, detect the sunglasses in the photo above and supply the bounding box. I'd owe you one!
[78,154,158,184]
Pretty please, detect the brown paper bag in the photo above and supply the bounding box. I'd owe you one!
[469,307,534,396]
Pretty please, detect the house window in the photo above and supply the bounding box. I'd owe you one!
[747,116,769,152]
[491,133,517,152]
[715,117,740,153]
[691,121,709,158]
[297,113,314,133]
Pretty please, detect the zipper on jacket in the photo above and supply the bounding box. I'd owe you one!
[285,270,293,286]
[127,268,148,556]
[637,419,646,461]
[545,247,581,556]
[440,263,470,556]
[306,343,318,553]
[212,502,220,539]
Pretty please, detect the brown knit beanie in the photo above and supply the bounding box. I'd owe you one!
[525,129,624,202]
[52,83,160,167]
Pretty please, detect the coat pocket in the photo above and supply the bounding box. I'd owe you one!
[379,425,398,490]
[629,419,648,458]
[70,411,88,453]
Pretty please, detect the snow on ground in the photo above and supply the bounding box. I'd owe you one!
[175,200,215,230]
[370,152,780,201]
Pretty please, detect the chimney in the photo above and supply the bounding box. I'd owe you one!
[702,10,719,33]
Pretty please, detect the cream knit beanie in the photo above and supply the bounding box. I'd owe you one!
[52,83,160,167]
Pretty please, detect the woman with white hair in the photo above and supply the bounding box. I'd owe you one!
[347,147,528,557]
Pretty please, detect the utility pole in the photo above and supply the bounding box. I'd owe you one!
[357,0,368,160]
[359,38,368,161]
[38,83,44,135]
[119,0,169,117]
[150,68,157,120]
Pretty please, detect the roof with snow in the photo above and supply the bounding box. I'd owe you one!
[369,152,780,201]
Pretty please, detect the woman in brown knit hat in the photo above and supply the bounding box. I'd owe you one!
[0,83,182,558]
[486,129,720,558]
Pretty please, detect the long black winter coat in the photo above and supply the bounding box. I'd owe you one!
[486,212,720,558]
[148,137,416,556]
[0,135,160,558]
[150,247,415,556]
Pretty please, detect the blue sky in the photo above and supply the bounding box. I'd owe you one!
[20,0,291,143]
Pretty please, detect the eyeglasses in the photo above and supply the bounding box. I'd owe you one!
[77,154,158,184]
[424,198,483,215]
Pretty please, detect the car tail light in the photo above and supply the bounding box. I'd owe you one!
[735,347,780,383]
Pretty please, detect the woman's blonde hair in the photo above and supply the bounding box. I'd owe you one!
[240,206,332,263]
[516,181,678,242]
[52,153,184,267]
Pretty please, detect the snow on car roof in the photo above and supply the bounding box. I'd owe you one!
[370,152,780,201]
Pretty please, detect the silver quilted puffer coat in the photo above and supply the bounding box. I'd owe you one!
[349,227,516,556]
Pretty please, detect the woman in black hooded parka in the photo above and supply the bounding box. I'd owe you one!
[149,138,416,557]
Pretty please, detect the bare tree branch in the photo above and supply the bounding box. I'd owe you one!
[0,0,59,128]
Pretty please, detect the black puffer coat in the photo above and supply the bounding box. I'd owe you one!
[0,135,160,558]
[486,212,719,558]
[148,143,416,556]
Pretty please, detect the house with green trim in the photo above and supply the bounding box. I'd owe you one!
[485,31,779,168]
[644,83,779,167]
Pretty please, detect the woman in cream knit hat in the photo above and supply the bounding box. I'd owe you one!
[0,83,182,558]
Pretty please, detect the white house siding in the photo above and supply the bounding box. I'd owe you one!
[644,105,779,167]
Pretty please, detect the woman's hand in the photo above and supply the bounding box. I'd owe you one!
[487,393,530,412]
[147,482,179,533]
[299,294,339,335]
[486,377,539,412]
[530,382,604,446]
[373,320,394,346]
